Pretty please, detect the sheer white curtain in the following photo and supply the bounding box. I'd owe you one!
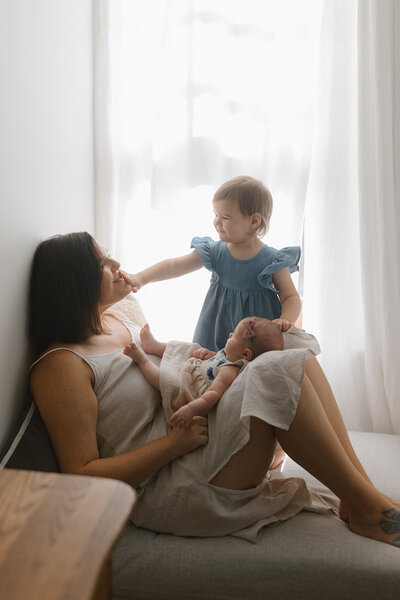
[303,0,400,433]
[93,0,322,340]
[93,0,400,433]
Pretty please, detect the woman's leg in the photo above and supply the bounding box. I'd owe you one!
[276,376,400,546]
[304,358,400,518]
[210,417,277,490]
[305,358,371,482]
[211,375,400,547]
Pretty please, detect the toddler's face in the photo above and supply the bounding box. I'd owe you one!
[213,198,253,244]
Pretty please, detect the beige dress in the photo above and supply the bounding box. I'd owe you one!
[35,321,337,542]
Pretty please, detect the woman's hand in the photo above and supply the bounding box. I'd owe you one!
[169,416,208,452]
[192,347,216,360]
[118,269,143,293]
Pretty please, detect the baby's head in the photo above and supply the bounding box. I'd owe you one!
[224,317,283,362]
[213,176,273,238]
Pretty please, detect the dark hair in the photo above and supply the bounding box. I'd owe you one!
[29,232,103,354]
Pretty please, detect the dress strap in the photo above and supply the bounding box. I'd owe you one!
[30,347,87,371]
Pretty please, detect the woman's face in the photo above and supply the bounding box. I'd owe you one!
[96,243,131,309]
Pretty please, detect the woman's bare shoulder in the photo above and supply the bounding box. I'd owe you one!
[30,346,93,390]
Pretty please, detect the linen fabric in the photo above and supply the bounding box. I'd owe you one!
[163,348,248,420]
[191,236,300,351]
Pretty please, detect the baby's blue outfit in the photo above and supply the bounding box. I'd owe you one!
[203,349,231,382]
[191,236,300,351]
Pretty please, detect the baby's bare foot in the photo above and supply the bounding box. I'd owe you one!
[140,324,165,356]
[268,444,287,471]
[123,342,147,366]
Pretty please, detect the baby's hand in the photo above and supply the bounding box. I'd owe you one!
[272,318,292,332]
[118,269,142,293]
[169,404,196,428]
[192,348,216,360]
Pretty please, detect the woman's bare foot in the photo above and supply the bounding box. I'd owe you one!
[384,496,400,512]
[268,443,287,470]
[123,342,148,366]
[349,502,400,547]
[140,324,166,356]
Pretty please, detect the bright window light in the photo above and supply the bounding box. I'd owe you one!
[112,0,323,341]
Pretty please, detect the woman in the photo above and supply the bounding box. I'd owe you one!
[29,232,400,546]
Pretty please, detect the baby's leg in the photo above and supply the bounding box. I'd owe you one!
[123,342,161,390]
[140,324,167,357]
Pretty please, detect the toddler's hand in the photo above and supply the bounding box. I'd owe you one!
[192,347,216,360]
[118,269,142,293]
[169,404,196,428]
[272,318,292,332]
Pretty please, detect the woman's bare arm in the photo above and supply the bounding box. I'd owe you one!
[30,351,208,486]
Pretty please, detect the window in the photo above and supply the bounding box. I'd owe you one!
[108,0,323,340]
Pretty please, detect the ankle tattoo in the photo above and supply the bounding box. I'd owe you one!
[380,508,400,543]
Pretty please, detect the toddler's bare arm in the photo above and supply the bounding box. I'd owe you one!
[125,250,203,292]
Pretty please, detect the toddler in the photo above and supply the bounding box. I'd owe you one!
[122,175,302,352]
[124,316,283,428]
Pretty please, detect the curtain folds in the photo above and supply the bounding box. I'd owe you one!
[357,0,400,432]
[93,0,122,254]
[303,0,400,433]
[93,0,400,432]
[93,0,322,341]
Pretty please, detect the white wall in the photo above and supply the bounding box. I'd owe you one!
[0,1,94,446]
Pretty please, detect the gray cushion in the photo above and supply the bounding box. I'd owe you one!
[112,432,400,600]
[0,396,59,472]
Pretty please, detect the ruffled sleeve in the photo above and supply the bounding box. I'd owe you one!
[257,246,301,293]
[191,236,215,271]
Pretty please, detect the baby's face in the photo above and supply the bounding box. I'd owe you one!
[224,321,251,361]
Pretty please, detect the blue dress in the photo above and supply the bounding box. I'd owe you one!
[191,236,301,351]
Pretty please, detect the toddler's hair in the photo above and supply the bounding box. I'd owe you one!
[213,175,273,237]
[244,317,283,358]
